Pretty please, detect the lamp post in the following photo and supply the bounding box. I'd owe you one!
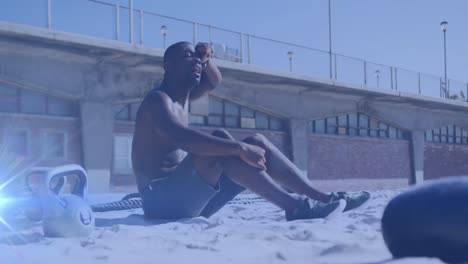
[440,21,448,98]
[287,51,293,72]
[160,25,168,49]
[328,0,333,79]
[374,70,380,88]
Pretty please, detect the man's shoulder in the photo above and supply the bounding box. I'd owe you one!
[143,89,171,105]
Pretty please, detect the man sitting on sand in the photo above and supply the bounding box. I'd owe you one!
[131,41,369,220]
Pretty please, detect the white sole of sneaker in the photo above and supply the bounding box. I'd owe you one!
[324,199,347,220]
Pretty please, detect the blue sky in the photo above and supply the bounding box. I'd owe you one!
[1,0,467,90]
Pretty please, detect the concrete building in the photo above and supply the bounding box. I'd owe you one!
[0,20,467,193]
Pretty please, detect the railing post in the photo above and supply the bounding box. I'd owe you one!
[129,0,133,44]
[239,33,244,63]
[390,67,394,90]
[466,83,468,102]
[247,34,251,64]
[363,61,367,85]
[334,54,337,80]
[139,9,143,45]
[47,0,52,29]
[115,5,120,40]
[193,22,198,45]
[395,68,398,91]
[418,73,421,94]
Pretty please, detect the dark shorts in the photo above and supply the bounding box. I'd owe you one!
[141,155,246,219]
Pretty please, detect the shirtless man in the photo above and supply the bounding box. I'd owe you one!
[132,41,368,220]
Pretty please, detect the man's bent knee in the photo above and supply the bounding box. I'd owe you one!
[243,133,268,147]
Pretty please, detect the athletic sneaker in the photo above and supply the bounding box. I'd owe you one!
[329,191,371,212]
[285,198,346,221]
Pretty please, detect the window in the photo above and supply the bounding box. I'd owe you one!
[241,107,254,117]
[43,132,66,159]
[209,97,223,114]
[207,115,223,126]
[224,101,239,116]
[0,84,18,112]
[5,129,29,156]
[241,117,256,129]
[255,112,269,129]
[389,126,398,139]
[440,127,448,143]
[348,113,358,136]
[358,114,369,136]
[48,96,76,116]
[369,119,379,137]
[314,119,325,134]
[20,90,46,114]
[225,116,239,127]
[462,129,468,144]
[270,117,284,131]
[425,130,433,142]
[379,123,388,138]
[433,128,441,142]
[114,105,130,120]
[447,125,454,143]
[189,114,205,125]
[326,117,337,134]
[455,126,462,144]
[112,135,133,174]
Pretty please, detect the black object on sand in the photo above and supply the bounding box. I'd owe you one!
[381,176,468,263]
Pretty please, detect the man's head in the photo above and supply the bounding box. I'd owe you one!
[163,42,202,88]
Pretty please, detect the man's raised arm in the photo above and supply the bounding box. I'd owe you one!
[190,43,222,100]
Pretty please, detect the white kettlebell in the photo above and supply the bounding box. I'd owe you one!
[38,165,95,238]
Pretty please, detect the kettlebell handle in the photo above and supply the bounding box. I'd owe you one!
[46,164,88,199]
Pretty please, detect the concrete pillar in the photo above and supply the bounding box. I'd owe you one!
[80,101,113,193]
[289,118,309,173]
[410,130,425,185]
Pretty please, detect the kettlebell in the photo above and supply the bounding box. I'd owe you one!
[38,165,95,238]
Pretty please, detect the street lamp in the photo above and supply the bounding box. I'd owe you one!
[374,70,380,88]
[160,25,168,49]
[440,21,448,98]
[287,51,293,72]
[328,0,333,79]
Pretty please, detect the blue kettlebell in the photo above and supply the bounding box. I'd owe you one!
[36,165,95,238]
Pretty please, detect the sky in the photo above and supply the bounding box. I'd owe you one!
[1,0,467,92]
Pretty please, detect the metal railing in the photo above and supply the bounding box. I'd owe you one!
[1,0,467,103]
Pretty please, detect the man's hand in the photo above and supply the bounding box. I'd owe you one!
[195,42,212,65]
[239,142,267,170]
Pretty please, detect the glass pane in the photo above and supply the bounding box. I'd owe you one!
[44,132,65,158]
[224,101,239,116]
[338,115,347,126]
[389,127,397,139]
[20,90,46,114]
[114,105,130,120]
[462,129,468,137]
[209,97,223,114]
[348,113,358,128]
[255,112,269,129]
[113,137,129,157]
[349,128,358,136]
[455,126,462,137]
[270,117,284,131]
[241,117,256,129]
[225,116,239,128]
[425,130,433,142]
[241,107,255,117]
[326,117,337,134]
[379,123,388,138]
[207,115,223,126]
[358,114,369,128]
[48,96,76,116]
[314,119,325,134]
[189,114,205,125]
[455,136,461,144]
[0,84,18,112]
[6,130,28,156]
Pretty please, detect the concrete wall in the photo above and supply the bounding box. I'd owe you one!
[424,143,468,179]
[308,135,411,181]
